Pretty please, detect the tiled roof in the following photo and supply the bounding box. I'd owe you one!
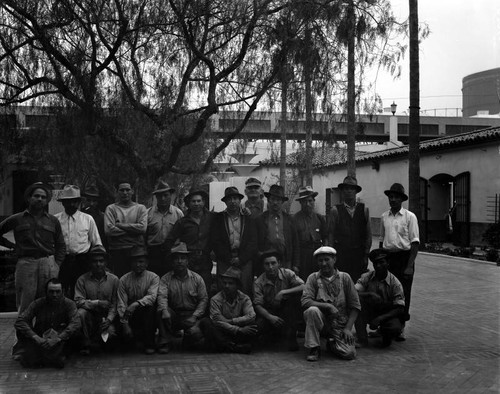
[262,145,365,167]
[262,126,500,169]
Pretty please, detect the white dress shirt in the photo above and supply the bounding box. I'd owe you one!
[55,210,102,255]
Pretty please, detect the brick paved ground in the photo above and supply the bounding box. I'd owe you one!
[0,253,499,394]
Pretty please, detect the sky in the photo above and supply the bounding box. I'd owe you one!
[373,0,500,115]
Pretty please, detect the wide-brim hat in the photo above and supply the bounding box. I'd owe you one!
[313,246,337,258]
[24,182,53,203]
[245,177,262,188]
[220,266,242,284]
[384,183,408,201]
[57,185,81,201]
[259,249,283,264]
[130,246,148,258]
[88,245,108,257]
[368,248,389,264]
[153,180,175,195]
[183,189,209,206]
[170,242,190,255]
[296,186,318,201]
[82,185,100,198]
[338,176,362,193]
[264,184,288,201]
[221,186,244,202]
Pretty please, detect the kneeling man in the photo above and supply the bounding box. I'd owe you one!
[157,243,208,353]
[14,279,80,368]
[355,248,405,347]
[254,250,304,351]
[302,246,360,361]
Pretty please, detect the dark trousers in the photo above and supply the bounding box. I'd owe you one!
[157,308,203,346]
[189,253,213,294]
[299,244,322,281]
[199,318,253,352]
[356,301,403,341]
[17,335,66,368]
[255,295,301,342]
[59,253,89,298]
[108,248,134,279]
[78,308,117,348]
[147,245,171,277]
[387,250,413,321]
[123,305,156,348]
[335,246,366,283]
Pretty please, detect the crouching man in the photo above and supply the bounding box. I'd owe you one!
[117,247,159,354]
[301,246,360,362]
[253,249,304,351]
[157,243,208,354]
[355,248,405,347]
[74,245,120,355]
[200,267,258,353]
[14,278,80,368]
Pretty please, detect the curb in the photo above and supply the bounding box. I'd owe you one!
[419,251,498,266]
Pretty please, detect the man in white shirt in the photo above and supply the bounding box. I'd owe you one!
[379,183,419,341]
[55,185,102,298]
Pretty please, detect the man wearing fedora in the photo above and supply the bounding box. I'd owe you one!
[355,248,405,348]
[380,183,419,341]
[255,184,300,274]
[104,181,148,278]
[82,185,106,249]
[243,177,265,218]
[212,186,257,295]
[328,176,371,283]
[55,185,103,298]
[167,189,215,293]
[157,242,208,354]
[146,180,184,276]
[117,246,159,354]
[0,182,66,314]
[293,186,328,280]
[199,267,258,354]
[74,245,120,355]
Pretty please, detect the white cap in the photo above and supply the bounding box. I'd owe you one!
[313,246,337,257]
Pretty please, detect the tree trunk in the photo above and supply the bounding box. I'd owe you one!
[408,0,421,223]
[304,22,313,186]
[346,0,356,177]
[280,75,288,188]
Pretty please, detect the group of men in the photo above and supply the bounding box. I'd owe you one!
[0,175,419,367]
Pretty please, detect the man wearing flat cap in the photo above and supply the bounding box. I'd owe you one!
[301,246,360,361]
[328,176,371,284]
[146,180,184,276]
[74,245,119,355]
[166,188,215,292]
[0,182,66,314]
[55,185,103,298]
[355,248,405,348]
[243,178,265,218]
[212,186,257,295]
[104,181,148,278]
[293,186,328,280]
[157,242,208,354]
[379,183,419,341]
[255,184,300,274]
[199,267,258,354]
[117,246,159,354]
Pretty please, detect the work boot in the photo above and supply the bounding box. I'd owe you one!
[306,347,320,362]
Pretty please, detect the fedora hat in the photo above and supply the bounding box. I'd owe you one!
[221,186,244,202]
[57,185,81,201]
[245,177,262,188]
[183,188,209,206]
[170,242,191,255]
[368,248,389,264]
[295,186,318,201]
[338,176,362,193]
[153,180,175,195]
[384,183,408,201]
[220,266,242,284]
[264,184,288,201]
[24,182,53,203]
[82,185,100,198]
[88,245,108,257]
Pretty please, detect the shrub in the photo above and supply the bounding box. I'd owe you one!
[482,223,500,248]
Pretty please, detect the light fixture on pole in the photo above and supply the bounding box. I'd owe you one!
[390,102,397,116]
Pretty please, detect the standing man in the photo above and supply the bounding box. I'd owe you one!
[146,180,184,276]
[82,185,106,249]
[55,185,102,298]
[243,178,265,218]
[255,184,299,273]
[74,245,120,355]
[293,186,328,280]
[0,182,66,314]
[301,246,360,362]
[167,189,215,293]
[380,183,419,340]
[104,182,147,278]
[212,186,257,295]
[328,176,372,283]
[117,247,159,354]
[14,278,80,368]
[157,242,208,353]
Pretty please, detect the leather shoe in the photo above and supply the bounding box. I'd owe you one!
[158,344,172,354]
[144,348,156,355]
[306,347,320,362]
